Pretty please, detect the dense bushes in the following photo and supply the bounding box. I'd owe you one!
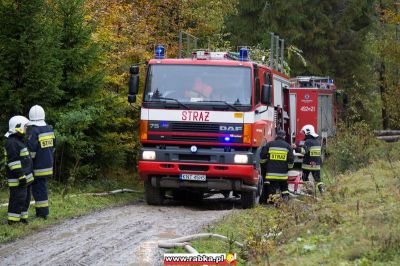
[326,121,400,174]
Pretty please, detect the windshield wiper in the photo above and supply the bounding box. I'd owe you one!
[197,100,240,111]
[148,97,189,109]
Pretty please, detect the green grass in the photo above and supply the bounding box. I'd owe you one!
[176,160,400,266]
[0,174,143,243]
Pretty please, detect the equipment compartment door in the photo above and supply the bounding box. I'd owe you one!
[318,95,334,136]
[289,93,296,142]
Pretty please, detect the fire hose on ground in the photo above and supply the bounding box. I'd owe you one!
[158,233,244,254]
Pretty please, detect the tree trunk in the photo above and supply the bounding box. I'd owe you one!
[379,62,389,129]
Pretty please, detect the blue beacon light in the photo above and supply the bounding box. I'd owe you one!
[224,136,231,142]
[155,45,165,59]
[239,48,249,61]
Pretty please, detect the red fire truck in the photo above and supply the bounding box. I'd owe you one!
[288,76,337,161]
[128,46,336,208]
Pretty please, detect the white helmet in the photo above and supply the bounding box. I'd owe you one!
[28,105,46,126]
[5,115,30,137]
[301,124,318,137]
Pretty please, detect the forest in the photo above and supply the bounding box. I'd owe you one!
[0,0,398,182]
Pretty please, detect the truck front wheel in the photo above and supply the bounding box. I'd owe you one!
[145,181,165,205]
[241,190,257,209]
[241,178,262,209]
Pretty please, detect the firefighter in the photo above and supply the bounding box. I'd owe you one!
[4,115,34,224]
[296,124,324,193]
[27,105,56,219]
[260,130,294,203]
[185,77,213,99]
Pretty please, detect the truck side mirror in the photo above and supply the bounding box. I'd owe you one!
[261,84,272,105]
[128,65,139,103]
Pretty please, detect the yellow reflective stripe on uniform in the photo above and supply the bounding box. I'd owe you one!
[26,173,34,183]
[300,147,306,154]
[30,152,36,159]
[8,160,22,170]
[9,164,22,170]
[33,168,53,176]
[316,182,324,186]
[302,164,321,170]
[265,172,288,180]
[8,179,19,187]
[310,146,321,156]
[8,213,21,221]
[19,148,29,157]
[18,175,26,180]
[260,159,267,164]
[282,190,289,194]
[266,175,288,180]
[38,132,55,141]
[21,212,28,219]
[288,163,294,169]
[35,200,49,208]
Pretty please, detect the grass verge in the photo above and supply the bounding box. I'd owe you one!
[0,175,143,244]
[173,160,400,265]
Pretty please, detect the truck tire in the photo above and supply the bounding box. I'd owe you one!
[145,181,165,205]
[241,178,262,209]
[241,190,257,209]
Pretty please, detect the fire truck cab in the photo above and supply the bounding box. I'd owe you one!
[128,46,290,208]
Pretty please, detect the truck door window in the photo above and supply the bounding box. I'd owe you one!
[254,65,260,105]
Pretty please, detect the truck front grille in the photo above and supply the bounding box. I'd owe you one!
[171,122,220,133]
[171,135,219,142]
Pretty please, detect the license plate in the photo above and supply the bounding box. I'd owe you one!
[180,174,206,182]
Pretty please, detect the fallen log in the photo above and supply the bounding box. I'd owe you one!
[376,135,400,142]
[374,130,400,136]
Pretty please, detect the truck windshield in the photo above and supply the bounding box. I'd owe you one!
[143,65,252,110]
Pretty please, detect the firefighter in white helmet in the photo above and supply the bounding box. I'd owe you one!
[26,105,56,219]
[4,115,34,224]
[295,124,324,193]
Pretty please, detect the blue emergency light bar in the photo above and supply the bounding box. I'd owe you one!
[155,45,165,59]
[239,48,249,61]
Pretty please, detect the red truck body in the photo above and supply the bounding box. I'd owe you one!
[288,76,337,147]
[130,49,337,207]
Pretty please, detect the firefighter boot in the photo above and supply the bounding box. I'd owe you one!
[282,194,289,203]
[317,183,325,194]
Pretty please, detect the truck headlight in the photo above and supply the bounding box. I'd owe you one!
[234,154,248,164]
[142,151,156,160]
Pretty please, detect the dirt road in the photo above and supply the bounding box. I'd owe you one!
[0,197,238,266]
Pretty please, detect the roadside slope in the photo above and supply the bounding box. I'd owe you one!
[183,160,400,265]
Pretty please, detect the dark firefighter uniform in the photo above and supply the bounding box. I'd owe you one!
[27,125,56,218]
[5,135,34,223]
[260,135,294,201]
[297,135,324,192]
